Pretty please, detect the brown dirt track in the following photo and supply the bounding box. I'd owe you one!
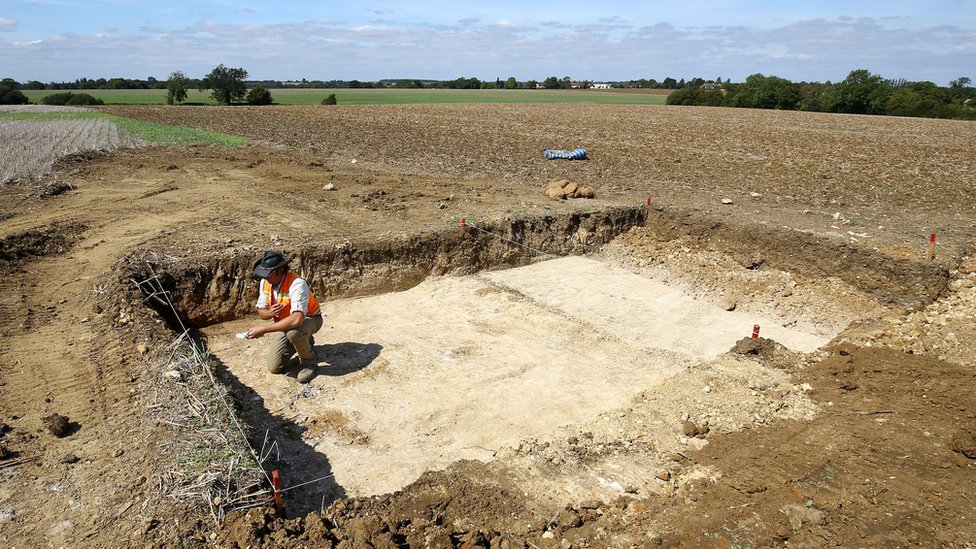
[0,103,974,548]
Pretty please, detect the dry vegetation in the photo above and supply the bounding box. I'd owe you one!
[0,111,144,183]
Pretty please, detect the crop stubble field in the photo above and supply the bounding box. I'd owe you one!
[0,103,974,547]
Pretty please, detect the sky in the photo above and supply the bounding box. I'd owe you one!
[1,0,974,85]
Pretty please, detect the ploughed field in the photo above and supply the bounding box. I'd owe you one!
[0,103,974,547]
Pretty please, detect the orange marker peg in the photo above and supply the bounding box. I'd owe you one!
[272,470,283,515]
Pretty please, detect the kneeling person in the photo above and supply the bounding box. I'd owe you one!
[246,251,323,383]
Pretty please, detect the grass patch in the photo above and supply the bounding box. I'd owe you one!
[22,88,669,106]
[0,110,248,146]
[21,89,215,105]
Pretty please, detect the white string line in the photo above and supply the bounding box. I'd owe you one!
[277,473,336,494]
[465,221,559,258]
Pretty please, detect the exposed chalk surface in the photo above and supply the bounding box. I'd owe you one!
[485,256,831,358]
[206,256,836,499]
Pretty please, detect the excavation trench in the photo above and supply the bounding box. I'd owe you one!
[134,206,950,516]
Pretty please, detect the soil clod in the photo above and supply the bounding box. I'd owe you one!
[42,413,75,438]
[951,428,976,459]
[730,336,785,358]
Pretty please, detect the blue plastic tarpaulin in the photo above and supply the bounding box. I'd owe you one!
[543,148,587,160]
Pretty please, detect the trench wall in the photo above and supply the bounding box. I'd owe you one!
[124,205,950,329]
[642,209,950,310]
[143,207,647,326]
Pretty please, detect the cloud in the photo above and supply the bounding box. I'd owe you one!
[1,15,973,85]
[0,17,16,31]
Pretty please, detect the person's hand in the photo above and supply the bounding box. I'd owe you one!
[246,327,264,339]
[269,303,286,317]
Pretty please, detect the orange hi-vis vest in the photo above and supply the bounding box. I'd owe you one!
[261,272,320,322]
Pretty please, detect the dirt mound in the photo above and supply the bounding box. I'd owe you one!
[544,178,596,199]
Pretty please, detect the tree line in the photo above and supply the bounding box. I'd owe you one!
[667,69,975,120]
[4,66,974,121]
[4,73,662,93]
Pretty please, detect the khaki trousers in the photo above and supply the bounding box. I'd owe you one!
[266,314,324,374]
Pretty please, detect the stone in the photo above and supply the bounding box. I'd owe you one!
[721,198,733,205]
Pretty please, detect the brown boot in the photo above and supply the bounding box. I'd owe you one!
[297,361,317,383]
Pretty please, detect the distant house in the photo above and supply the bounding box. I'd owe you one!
[570,81,582,89]
[700,81,719,90]
[592,83,611,89]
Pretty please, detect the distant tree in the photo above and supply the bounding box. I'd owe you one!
[0,78,29,105]
[661,77,678,89]
[797,82,830,112]
[823,69,891,115]
[505,76,518,89]
[25,80,46,90]
[887,81,948,118]
[200,64,248,105]
[948,76,975,102]
[543,76,561,89]
[665,87,699,105]
[730,73,800,110]
[321,93,337,105]
[666,86,730,107]
[166,70,189,105]
[41,92,103,105]
[245,86,273,105]
[526,79,538,89]
[445,76,481,89]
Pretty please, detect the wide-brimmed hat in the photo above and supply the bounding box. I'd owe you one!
[253,251,291,279]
